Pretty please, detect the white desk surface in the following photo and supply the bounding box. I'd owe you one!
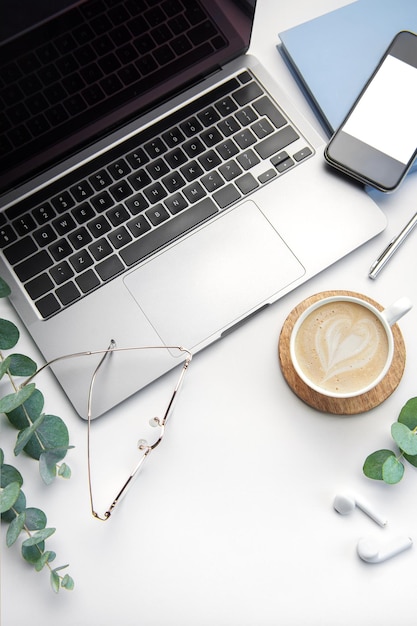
[2,1,417,624]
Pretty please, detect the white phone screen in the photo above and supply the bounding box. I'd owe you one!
[343,54,417,165]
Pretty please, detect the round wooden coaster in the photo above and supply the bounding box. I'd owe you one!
[278,290,406,415]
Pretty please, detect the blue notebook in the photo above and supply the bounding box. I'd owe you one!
[278,0,417,136]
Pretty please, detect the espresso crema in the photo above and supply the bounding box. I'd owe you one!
[294,301,390,394]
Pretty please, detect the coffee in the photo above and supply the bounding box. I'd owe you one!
[294,300,390,394]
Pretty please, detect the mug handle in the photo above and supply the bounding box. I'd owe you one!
[381,297,413,326]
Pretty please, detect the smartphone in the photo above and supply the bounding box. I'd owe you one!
[324,30,417,192]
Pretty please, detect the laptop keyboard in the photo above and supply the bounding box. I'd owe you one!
[0,70,314,319]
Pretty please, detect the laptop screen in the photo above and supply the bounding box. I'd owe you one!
[0,0,256,196]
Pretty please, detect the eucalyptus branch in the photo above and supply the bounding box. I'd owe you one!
[0,277,74,591]
[363,397,417,484]
[0,450,74,592]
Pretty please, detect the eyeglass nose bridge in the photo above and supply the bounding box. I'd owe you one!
[138,417,166,452]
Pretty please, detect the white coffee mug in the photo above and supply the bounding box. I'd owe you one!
[290,295,412,398]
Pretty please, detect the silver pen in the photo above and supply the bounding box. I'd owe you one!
[369,210,417,279]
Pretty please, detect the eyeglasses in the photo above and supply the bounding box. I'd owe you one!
[21,342,192,521]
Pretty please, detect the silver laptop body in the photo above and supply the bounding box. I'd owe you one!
[0,0,386,417]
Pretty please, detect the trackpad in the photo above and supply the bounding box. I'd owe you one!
[124,200,305,348]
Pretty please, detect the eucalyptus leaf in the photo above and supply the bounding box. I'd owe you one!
[6,511,26,547]
[14,414,46,456]
[25,507,47,531]
[61,574,75,590]
[0,383,36,414]
[0,481,21,513]
[50,570,60,593]
[403,452,417,468]
[363,449,395,481]
[6,388,44,429]
[0,318,19,350]
[58,463,71,479]
[23,414,69,461]
[8,353,37,377]
[39,452,57,485]
[34,551,54,572]
[1,490,26,523]
[0,277,11,298]
[391,422,417,455]
[22,527,56,547]
[382,455,405,484]
[0,463,23,488]
[398,397,417,430]
[22,542,45,564]
[0,448,4,466]
[0,356,11,380]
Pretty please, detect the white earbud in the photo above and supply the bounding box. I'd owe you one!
[333,493,387,527]
[357,535,413,563]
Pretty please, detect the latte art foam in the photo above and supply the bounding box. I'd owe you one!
[294,301,390,394]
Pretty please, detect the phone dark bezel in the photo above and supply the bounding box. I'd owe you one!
[324,30,417,192]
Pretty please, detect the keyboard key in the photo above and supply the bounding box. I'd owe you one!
[126,193,149,214]
[165,193,188,215]
[128,169,152,191]
[70,181,94,201]
[89,170,113,192]
[143,182,168,204]
[234,129,257,150]
[251,118,274,139]
[121,198,218,266]
[107,205,130,226]
[108,159,131,180]
[51,191,75,212]
[108,226,132,249]
[293,147,313,162]
[235,173,259,195]
[4,236,37,264]
[127,214,152,238]
[72,202,95,224]
[89,238,112,261]
[253,96,286,129]
[52,213,77,235]
[235,106,258,126]
[162,127,185,147]
[13,214,36,236]
[88,215,112,237]
[91,191,114,212]
[69,227,92,250]
[49,239,73,261]
[76,269,100,293]
[183,182,206,203]
[96,255,124,281]
[33,225,57,247]
[25,273,54,299]
[198,150,221,171]
[0,225,17,248]
[36,293,61,318]
[56,281,80,306]
[213,184,241,209]
[219,160,242,181]
[145,204,170,226]
[126,148,150,169]
[255,126,299,159]
[237,149,260,170]
[69,249,94,272]
[109,180,133,201]
[50,261,74,285]
[233,81,263,106]
[146,158,170,180]
[15,250,53,282]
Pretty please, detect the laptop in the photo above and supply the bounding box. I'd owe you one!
[0,0,386,418]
